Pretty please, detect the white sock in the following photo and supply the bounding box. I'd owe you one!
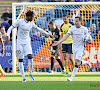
[28,59,33,75]
[81,60,88,65]
[70,66,78,79]
[19,62,25,79]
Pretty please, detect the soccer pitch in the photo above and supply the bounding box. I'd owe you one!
[0,72,100,90]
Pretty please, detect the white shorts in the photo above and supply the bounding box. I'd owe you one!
[16,43,32,59]
[73,49,84,60]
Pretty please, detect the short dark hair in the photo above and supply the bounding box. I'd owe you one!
[26,10,34,16]
[63,13,68,18]
[75,16,82,21]
[4,17,9,21]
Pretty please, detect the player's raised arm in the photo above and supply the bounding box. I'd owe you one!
[52,33,70,46]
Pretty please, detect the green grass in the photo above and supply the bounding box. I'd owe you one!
[0,72,100,90]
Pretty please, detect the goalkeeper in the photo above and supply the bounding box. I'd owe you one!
[48,21,66,74]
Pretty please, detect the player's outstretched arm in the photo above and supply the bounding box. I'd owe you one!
[52,33,70,46]
[33,23,50,36]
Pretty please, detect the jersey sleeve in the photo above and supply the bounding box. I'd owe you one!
[67,27,72,35]
[32,22,49,36]
[60,23,64,33]
[12,19,20,28]
[7,19,20,36]
[84,28,89,35]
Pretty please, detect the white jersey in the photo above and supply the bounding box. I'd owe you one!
[67,25,88,50]
[7,18,48,44]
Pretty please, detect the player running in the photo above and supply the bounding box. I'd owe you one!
[52,16,92,81]
[5,10,50,82]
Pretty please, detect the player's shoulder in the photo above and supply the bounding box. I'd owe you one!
[61,23,64,28]
[55,27,59,32]
[69,22,74,26]
[67,23,73,29]
[16,18,24,22]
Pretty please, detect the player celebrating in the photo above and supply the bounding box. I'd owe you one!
[5,11,49,82]
[52,16,92,81]
[0,27,6,78]
[60,14,74,76]
[48,21,66,74]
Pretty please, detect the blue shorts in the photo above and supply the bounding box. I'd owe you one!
[62,43,73,54]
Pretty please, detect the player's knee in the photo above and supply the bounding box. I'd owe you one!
[19,59,23,62]
[51,55,55,58]
[69,56,73,61]
[75,60,78,65]
[63,56,66,60]
[56,59,61,62]
[28,55,33,59]
[75,59,80,65]
[55,56,60,59]
[75,65,79,68]
[63,53,66,56]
